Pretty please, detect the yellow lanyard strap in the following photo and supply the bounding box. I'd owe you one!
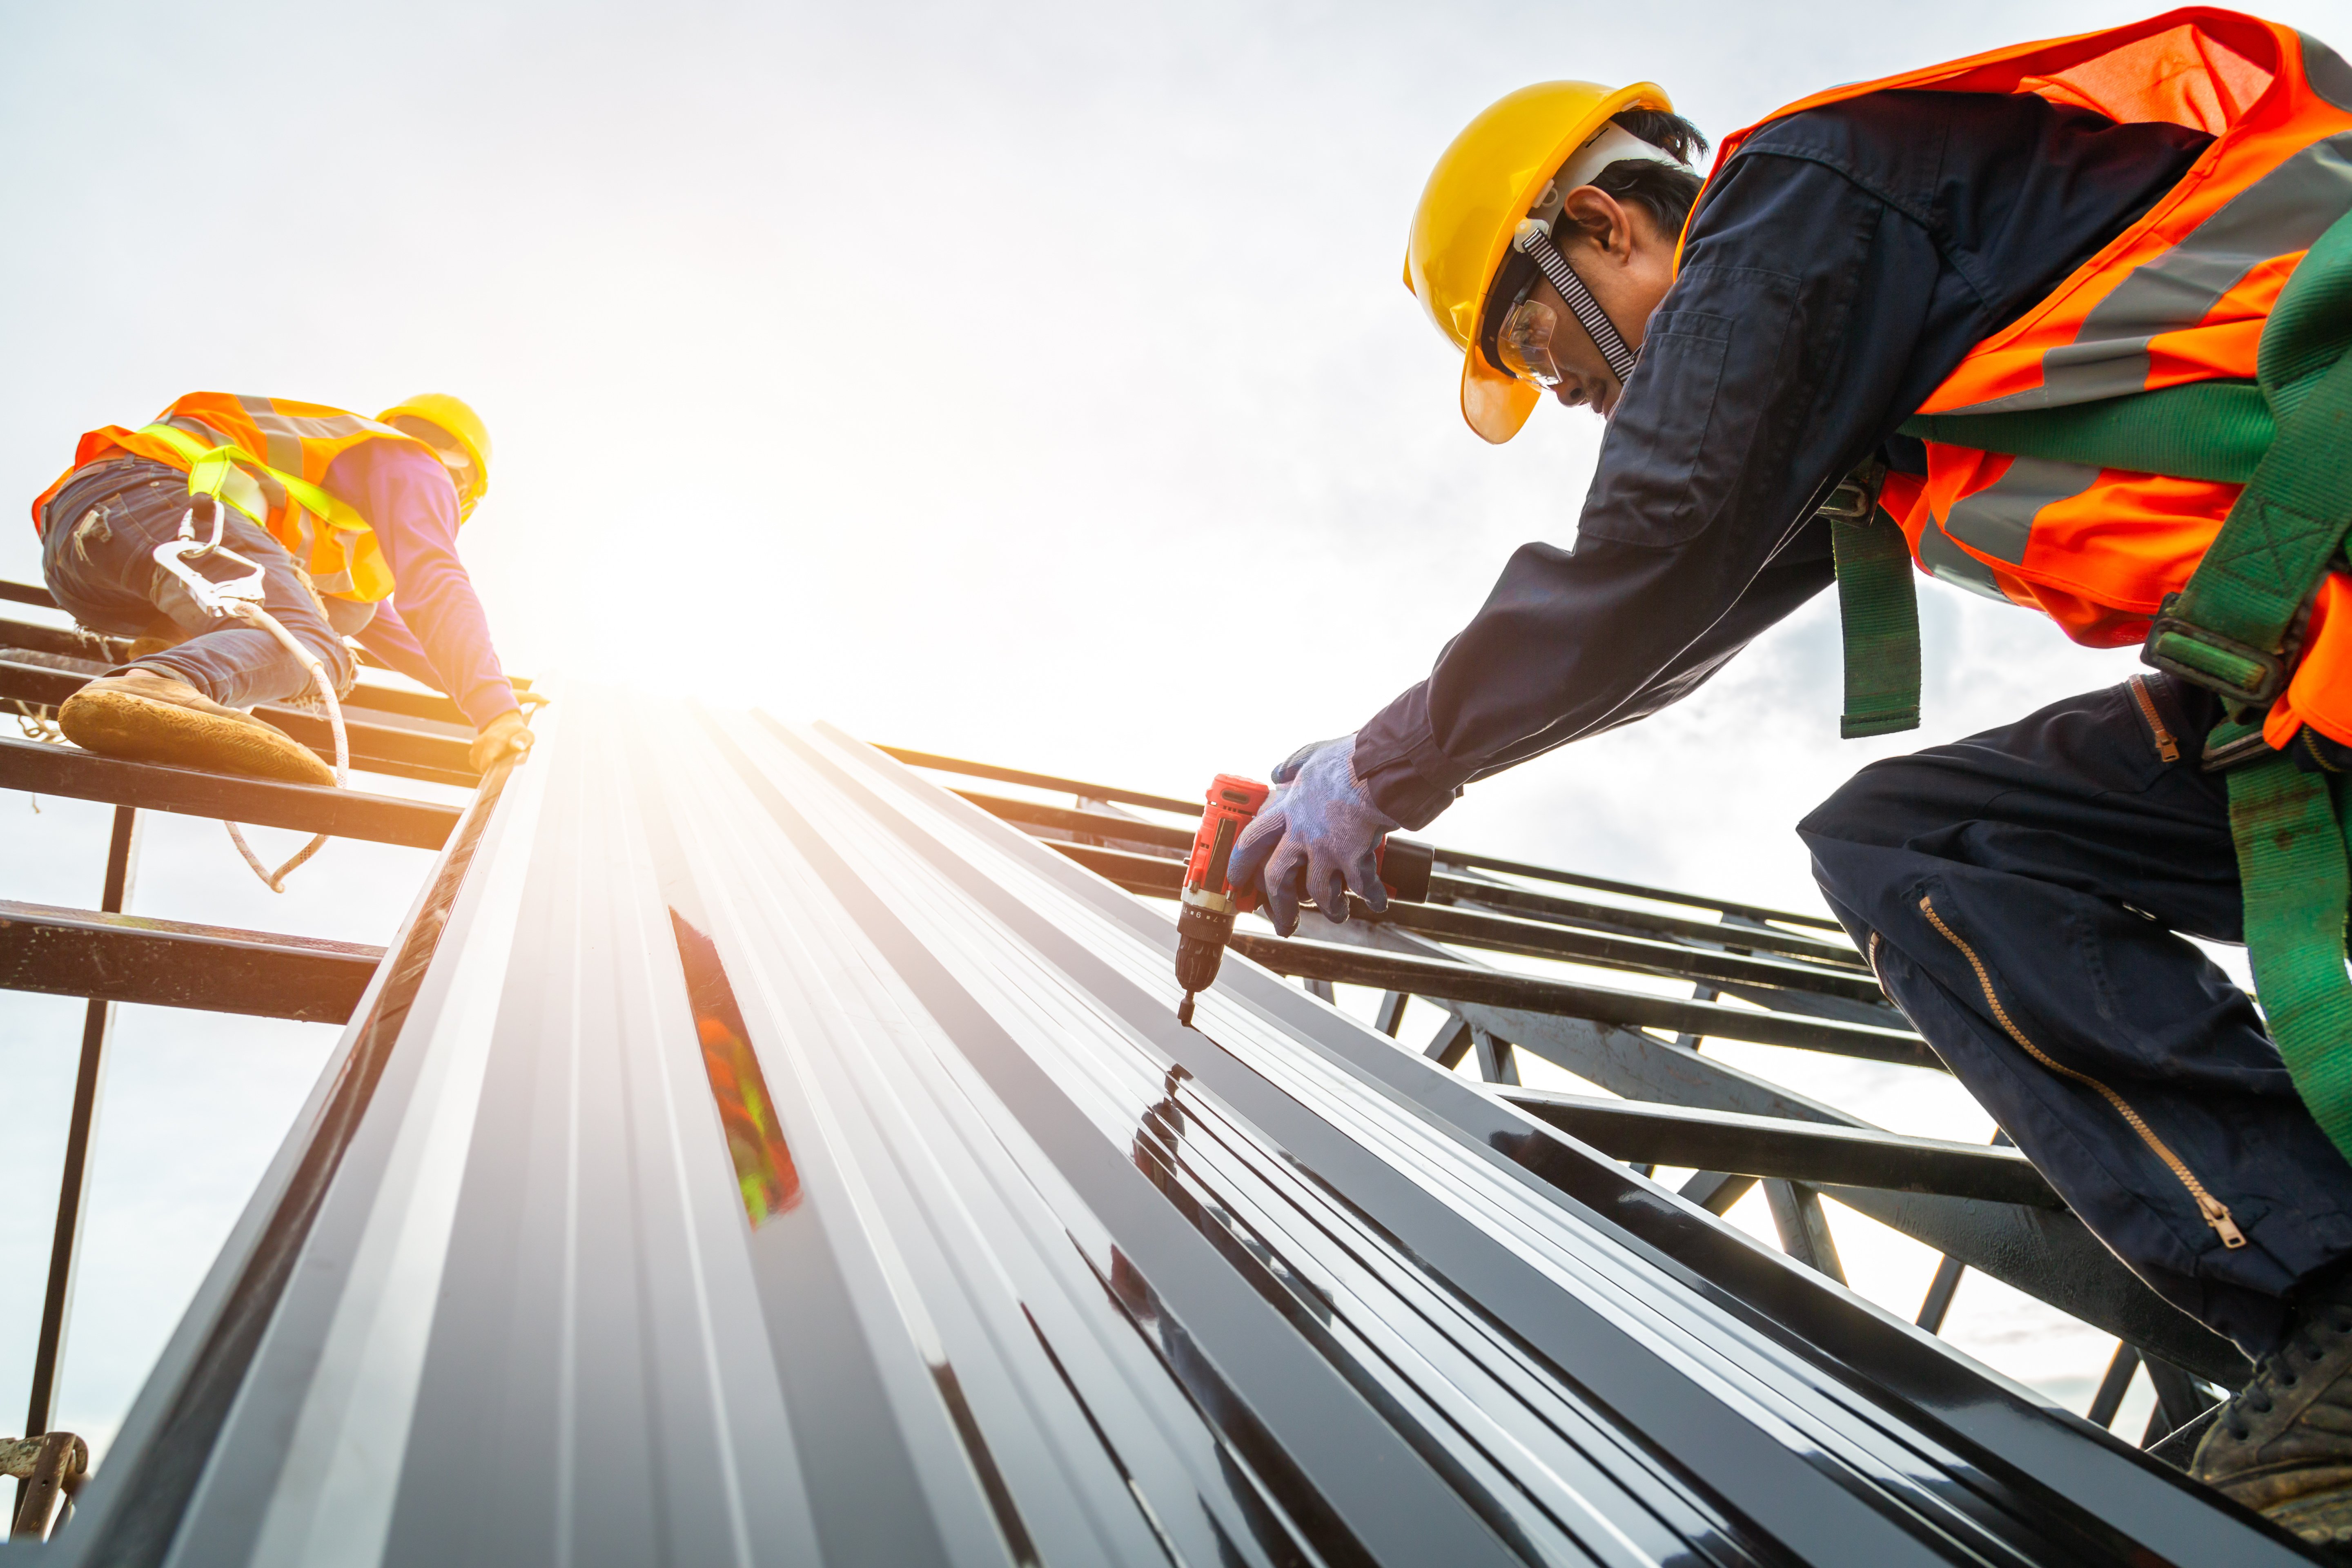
[134,423,369,537]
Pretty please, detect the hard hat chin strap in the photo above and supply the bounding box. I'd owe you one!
[1512,219,1639,384]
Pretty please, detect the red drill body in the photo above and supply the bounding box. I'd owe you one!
[1172,774,1435,1025]
[1175,775,1268,1025]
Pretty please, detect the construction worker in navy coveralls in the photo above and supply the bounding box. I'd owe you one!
[1224,15,2352,1550]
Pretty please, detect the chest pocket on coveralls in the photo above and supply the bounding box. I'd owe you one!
[1579,265,1798,548]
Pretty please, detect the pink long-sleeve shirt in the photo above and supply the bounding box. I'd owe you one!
[322,439,517,728]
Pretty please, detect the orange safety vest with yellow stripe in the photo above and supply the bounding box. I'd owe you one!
[30,392,445,603]
[1694,9,2352,747]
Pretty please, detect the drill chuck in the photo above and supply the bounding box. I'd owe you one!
[1175,902,1236,995]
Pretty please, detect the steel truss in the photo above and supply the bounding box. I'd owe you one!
[0,589,2306,1561]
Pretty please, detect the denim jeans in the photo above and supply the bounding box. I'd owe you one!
[1801,676,2352,1359]
[40,460,360,709]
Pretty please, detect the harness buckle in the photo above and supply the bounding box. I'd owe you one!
[2142,593,2292,710]
[1815,458,1889,523]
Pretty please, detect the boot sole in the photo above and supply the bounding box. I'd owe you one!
[59,687,337,787]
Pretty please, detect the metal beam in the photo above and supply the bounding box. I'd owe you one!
[1228,929,1936,1066]
[22,808,136,1487]
[1365,894,1890,1006]
[0,899,382,1022]
[1287,913,2251,1388]
[1437,848,1847,932]
[1441,878,1866,968]
[0,736,459,849]
[1039,834,1890,1014]
[0,614,475,728]
[1499,1088,2060,1207]
[877,744,1200,815]
[0,659,478,786]
[1765,1181,1848,1282]
[1915,1255,1967,1333]
[898,738,1854,940]
[2088,1343,2142,1430]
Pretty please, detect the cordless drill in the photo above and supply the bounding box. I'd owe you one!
[1173,774,1436,1026]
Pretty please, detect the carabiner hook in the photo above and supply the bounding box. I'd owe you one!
[176,491,227,561]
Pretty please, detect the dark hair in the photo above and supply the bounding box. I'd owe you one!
[1584,109,1709,239]
[1477,109,1710,371]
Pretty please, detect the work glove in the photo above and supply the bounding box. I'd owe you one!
[1225,735,1401,938]
[469,707,536,773]
[513,687,553,715]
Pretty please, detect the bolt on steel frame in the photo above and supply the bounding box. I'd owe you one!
[0,579,2308,1563]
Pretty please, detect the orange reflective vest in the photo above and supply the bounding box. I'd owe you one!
[30,393,447,603]
[1697,9,2352,745]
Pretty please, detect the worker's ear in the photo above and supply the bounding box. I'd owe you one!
[1557,186,1639,262]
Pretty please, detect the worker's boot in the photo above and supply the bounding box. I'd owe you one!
[2192,1297,2352,1555]
[58,668,335,787]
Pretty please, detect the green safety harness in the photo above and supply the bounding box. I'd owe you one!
[1829,211,2352,1160]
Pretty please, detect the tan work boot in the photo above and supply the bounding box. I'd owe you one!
[58,668,336,787]
[2192,1300,2352,1555]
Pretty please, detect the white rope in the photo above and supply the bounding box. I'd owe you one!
[142,497,351,892]
[220,602,349,893]
[14,699,62,742]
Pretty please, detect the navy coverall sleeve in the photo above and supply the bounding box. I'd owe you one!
[1351,92,2212,830]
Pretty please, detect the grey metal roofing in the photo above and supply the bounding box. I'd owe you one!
[28,700,2309,1566]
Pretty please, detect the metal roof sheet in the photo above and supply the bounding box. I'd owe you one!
[36,699,2303,1566]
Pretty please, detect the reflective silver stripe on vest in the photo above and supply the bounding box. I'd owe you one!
[239,396,396,449]
[238,394,310,478]
[1945,129,2352,414]
[2307,36,2352,114]
[1943,456,2103,564]
[1916,513,2013,601]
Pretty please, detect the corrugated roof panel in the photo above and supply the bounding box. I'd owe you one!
[40,697,2300,1567]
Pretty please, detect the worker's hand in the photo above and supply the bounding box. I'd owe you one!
[513,688,552,714]
[1226,735,1401,937]
[469,708,535,773]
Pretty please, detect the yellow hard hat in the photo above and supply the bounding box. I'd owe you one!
[1404,80,1674,444]
[378,393,492,518]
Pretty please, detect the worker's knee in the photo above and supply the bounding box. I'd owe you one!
[1795,753,1951,855]
[1794,756,1958,940]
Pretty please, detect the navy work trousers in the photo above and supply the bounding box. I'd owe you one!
[1801,675,2352,1359]
[40,461,360,709]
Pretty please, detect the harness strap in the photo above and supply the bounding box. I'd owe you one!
[1902,381,2272,487]
[2231,751,2352,1161]
[134,423,370,539]
[1823,460,1920,737]
[1890,213,2352,1166]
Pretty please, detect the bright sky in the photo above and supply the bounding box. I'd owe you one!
[4,0,2342,1463]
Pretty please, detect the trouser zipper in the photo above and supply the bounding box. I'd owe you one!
[1918,893,2246,1249]
[2128,674,2180,762]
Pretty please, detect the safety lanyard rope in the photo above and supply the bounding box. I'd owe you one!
[149,492,353,893]
[1511,220,1640,383]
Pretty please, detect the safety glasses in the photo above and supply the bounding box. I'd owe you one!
[1494,291,1565,388]
[1490,219,1642,390]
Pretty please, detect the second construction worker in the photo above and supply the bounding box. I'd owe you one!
[31,392,534,785]
[1228,11,2352,1551]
